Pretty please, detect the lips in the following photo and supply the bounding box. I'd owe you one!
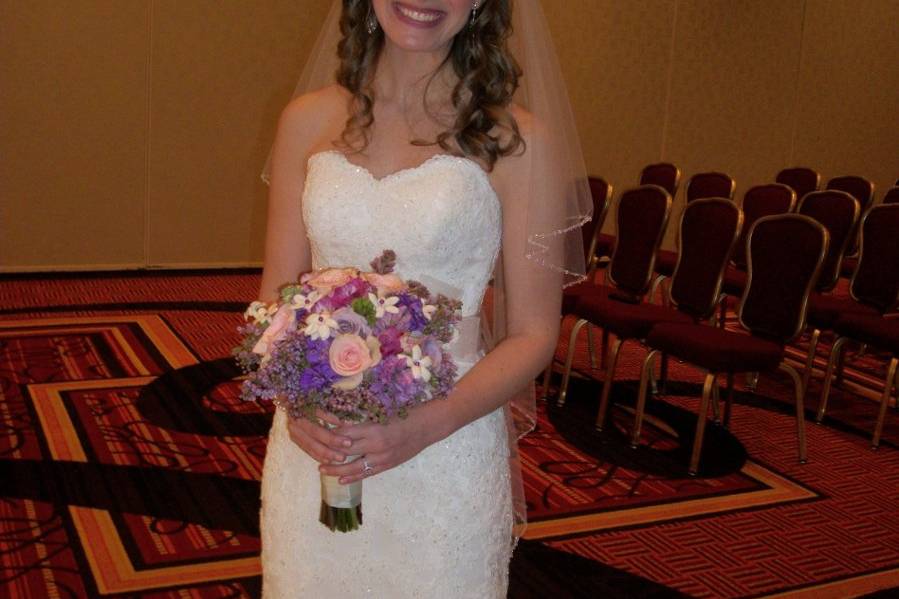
[392,2,446,28]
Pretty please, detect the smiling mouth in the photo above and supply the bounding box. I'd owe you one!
[393,2,445,25]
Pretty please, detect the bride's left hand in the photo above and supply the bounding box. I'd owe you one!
[317,402,443,484]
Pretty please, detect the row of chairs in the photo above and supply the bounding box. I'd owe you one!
[544,173,899,475]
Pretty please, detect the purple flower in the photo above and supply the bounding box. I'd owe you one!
[315,278,372,312]
[397,293,429,331]
[332,307,372,337]
[377,327,404,357]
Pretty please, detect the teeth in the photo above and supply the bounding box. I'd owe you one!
[397,4,441,22]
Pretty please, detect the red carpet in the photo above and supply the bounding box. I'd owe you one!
[1,271,897,598]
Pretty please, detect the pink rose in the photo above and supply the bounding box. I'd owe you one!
[304,267,359,294]
[252,304,296,355]
[329,333,378,377]
[363,272,406,295]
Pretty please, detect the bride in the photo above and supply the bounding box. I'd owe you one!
[255,0,591,596]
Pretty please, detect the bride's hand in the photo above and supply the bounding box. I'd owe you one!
[286,408,354,465]
[317,403,439,484]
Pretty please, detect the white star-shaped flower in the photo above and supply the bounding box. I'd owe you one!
[421,304,437,321]
[244,301,278,324]
[405,345,433,382]
[303,312,338,340]
[289,290,321,311]
[368,292,400,318]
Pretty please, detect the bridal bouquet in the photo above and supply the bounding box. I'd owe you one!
[233,250,461,532]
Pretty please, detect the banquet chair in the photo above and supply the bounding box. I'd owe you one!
[592,163,682,271]
[720,184,797,311]
[819,315,899,448]
[826,175,874,259]
[883,186,899,204]
[797,191,861,393]
[776,166,820,204]
[554,184,672,406]
[637,214,829,474]
[542,177,613,399]
[574,198,742,436]
[652,171,736,300]
[816,204,899,426]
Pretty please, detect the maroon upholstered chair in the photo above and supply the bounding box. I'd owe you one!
[553,185,672,406]
[883,186,899,205]
[826,175,875,258]
[653,171,736,300]
[639,162,682,197]
[798,191,862,393]
[776,166,820,203]
[542,177,614,398]
[819,314,899,448]
[638,214,829,474]
[574,198,742,438]
[720,184,797,301]
[816,204,899,425]
[594,163,682,268]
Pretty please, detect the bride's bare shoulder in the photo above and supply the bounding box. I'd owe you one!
[491,103,542,188]
[275,84,349,146]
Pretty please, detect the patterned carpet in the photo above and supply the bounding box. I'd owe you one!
[1,271,897,598]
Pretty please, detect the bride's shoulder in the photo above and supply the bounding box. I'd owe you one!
[277,84,348,134]
[490,103,543,188]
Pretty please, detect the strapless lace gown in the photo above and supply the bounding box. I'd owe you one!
[259,150,513,598]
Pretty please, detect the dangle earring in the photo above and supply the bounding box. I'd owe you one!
[469,0,480,29]
[366,10,378,34]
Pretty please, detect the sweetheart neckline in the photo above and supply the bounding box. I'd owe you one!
[308,149,493,186]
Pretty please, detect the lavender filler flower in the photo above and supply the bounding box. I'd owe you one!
[233,250,461,532]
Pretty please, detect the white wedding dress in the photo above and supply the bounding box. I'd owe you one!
[260,150,513,598]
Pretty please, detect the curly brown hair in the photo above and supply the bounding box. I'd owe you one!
[335,0,524,170]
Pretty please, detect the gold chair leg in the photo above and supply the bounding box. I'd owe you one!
[718,294,727,329]
[586,324,598,369]
[540,362,553,400]
[595,336,624,431]
[631,350,659,447]
[648,274,664,305]
[779,362,808,464]
[802,329,821,401]
[817,336,848,423]
[689,372,717,476]
[872,357,898,449]
[746,371,759,392]
[558,318,589,407]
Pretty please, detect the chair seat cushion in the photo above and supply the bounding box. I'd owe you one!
[646,322,784,372]
[574,294,693,339]
[721,266,747,297]
[833,314,899,354]
[562,280,612,313]
[806,293,879,329]
[654,249,677,277]
[595,233,616,259]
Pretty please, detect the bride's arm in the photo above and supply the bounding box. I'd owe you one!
[320,114,565,484]
[258,88,359,462]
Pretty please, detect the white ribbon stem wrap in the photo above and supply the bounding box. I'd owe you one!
[321,453,363,509]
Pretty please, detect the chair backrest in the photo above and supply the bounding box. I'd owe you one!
[607,184,672,302]
[775,166,820,203]
[732,183,796,270]
[686,171,736,203]
[580,176,614,272]
[797,190,860,291]
[639,162,681,198]
[882,186,899,205]
[826,175,875,255]
[739,214,829,343]
[849,204,899,313]
[669,198,743,319]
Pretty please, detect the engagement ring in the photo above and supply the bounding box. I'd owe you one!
[362,459,373,475]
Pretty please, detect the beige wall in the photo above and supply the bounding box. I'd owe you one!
[3,0,898,270]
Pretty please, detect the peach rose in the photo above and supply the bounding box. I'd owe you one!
[252,304,296,356]
[329,334,381,391]
[304,267,358,293]
[363,272,406,295]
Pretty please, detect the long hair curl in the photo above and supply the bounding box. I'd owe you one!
[336,0,524,171]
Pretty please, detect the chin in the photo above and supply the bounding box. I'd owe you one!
[375,0,469,53]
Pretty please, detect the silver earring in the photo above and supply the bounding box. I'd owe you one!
[366,12,378,34]
[469,1,480,28]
